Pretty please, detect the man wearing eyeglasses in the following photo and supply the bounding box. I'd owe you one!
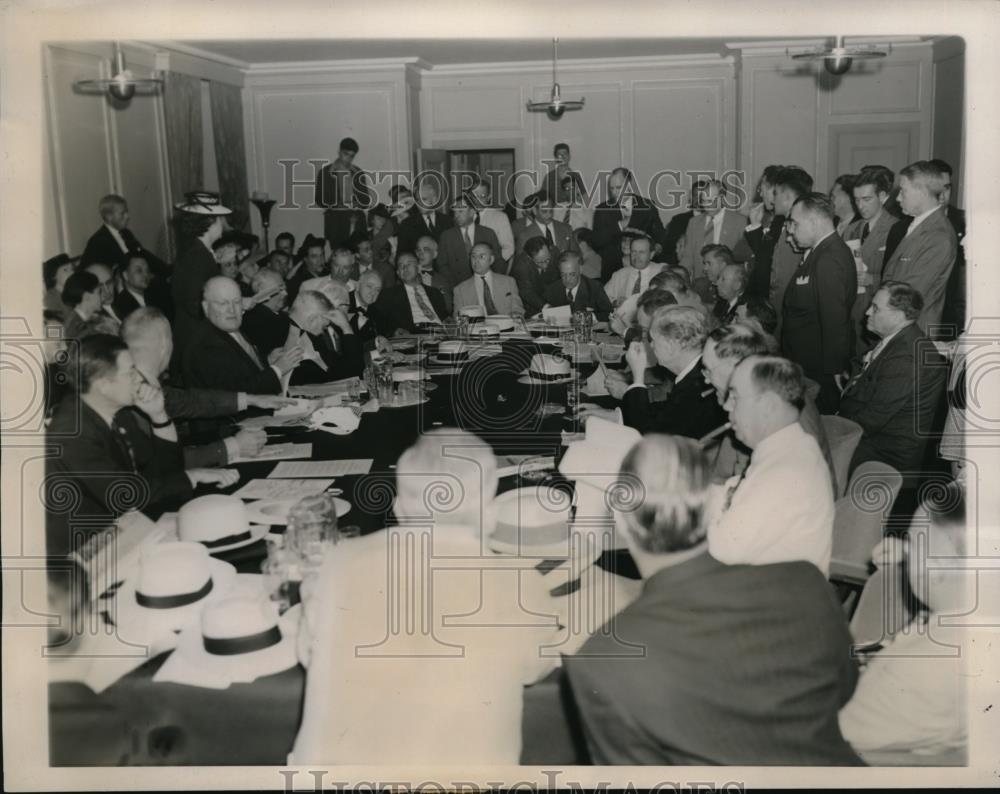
[182,276,304,394]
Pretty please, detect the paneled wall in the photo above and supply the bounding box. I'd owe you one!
[419,56,738,223]
[43,42,242,261]
[735,39,935,195]
[932,37,965,204]
[242,61,414,247]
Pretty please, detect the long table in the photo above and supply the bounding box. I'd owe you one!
[49,334,637,766]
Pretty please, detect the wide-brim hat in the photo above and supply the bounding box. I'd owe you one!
[518,353,573,385]
[177,494,272,554]
[175,191,233,216]
[153,581,300,689]
[110,543,238,647]
[489,486,573,557]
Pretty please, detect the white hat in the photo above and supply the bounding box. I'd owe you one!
[518,353,573,384]
[175,191,233,216]
[485,316,514,332]
[177,494,271,553]
[489,486,573,557]
[433,340,470,364]
[110,542,237,647]
[153,588,300,689]
[458,305,485,320]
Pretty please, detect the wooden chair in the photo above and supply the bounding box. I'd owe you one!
[830,461,903,587]
[819,415,864,499]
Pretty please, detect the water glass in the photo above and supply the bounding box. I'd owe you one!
[456,315,470,339]
[287,493,339,566]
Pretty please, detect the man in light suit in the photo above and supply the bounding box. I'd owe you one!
[436,196,502,290]
[881,161,958,334]
[845,165,899,354]
[781,193,857,413]
[838,281,947,477]
[679,178,748,279]
[452,243,525,317]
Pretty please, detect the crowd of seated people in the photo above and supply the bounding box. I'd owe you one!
[41,148,969,766]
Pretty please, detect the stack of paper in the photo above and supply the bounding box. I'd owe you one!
[541,305,573,326]
[233,478,335,501]
[230,442,313,464]
[268,459,372,478]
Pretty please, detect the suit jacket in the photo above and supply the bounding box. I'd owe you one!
[881,216,910,264]
[782,233,857,379]
[80,224,167,275]
[510,255,560,318]
[881,207,958,330]
[564,553,862,766]
[621,358,727,439]
[435,223,502,289]
[452,272,525,317]
[359,260,397,289]
[241,304,292,358]
[125,406,228,469]
[349,292,381,349]
[171,239,219,356]
[371,283,449,336]
[542,276,613,321]
[110,288,165,323]
[509,216,536,253]
[942,205,967,332]
[713,293,747,325]
[845,208,897,289]
[657,209,694,265]
[838,323,947,474]
[743,214,784,299]
[286,320,363,386]
[396,210,454,256]
[45,399,192,559]
[315,163,371,248]
[592,195,665,280]
[182,321,282,395]
[679,209,749,279]
[512,218,580,260]
[286,264,327,304]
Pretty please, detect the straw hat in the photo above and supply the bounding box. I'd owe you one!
[175,191,232,216]
[518,353,573,384]
[489,486,573,557]
[177,494,271,554]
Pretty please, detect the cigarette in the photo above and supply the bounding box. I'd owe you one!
[698,421,732,446]
[700,387,716,398]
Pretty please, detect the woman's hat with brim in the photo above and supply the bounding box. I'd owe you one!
[175,191,233,216]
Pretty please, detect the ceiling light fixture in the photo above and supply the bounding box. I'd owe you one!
[73,42,164,101]
[526,38,585,119]
[790,35,888,75]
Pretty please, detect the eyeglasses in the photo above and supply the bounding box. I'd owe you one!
[207,299,243,311]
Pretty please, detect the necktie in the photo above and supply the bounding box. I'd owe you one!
[232,332,263,369]
[860,222,870,244]
[426,213,435,232]
[481,276,498,315]
[464,227,474,254]
[566,289,574,306]
[722,461,750,511]
[413,286,439,323]
[631,272,642,295]
[544,225,555,247]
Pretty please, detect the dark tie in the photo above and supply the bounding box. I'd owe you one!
[566,289,574,306]
[482,276,498,315]
[544,225,555,247]
[232,332,263,369]
[860,222,870,244]
[464,227,474,255]
[631,273,642,295]
[426,213,435,232]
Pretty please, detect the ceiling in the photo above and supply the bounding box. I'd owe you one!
[178,38,760,66]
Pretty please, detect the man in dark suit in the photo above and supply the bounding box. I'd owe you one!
[182,277,304,395]
[414,235,454,315]
[838,282,948,476]
[582,305,726,439]
[111,254,159,322]
[513,191,579,261]
[881,161,959,333]
[287,236,329,303]
[930,158,967,334]
[371,252,449,336]
[285,290,363,385]
[314,137,371,249]
[591,167,665,281]
[510,236,559,319]
[396,178,454,255]
[44,334,226,559]
[782,193,857,413]
[171,195,231,363]
[356,235,396,288]
[542,251,612,321]
[436,196,501,290]
[563,434,861,767]
[350,270,386,350]
[241,267,291,358]
[712,264,749,325]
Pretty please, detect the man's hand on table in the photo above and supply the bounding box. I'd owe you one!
[577,403,621,424]
[187,468,240,488]
[233,428,267,458]
[245,394,297,410]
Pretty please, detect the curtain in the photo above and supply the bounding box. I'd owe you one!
[162,71,204,210]
[209,80,251,232]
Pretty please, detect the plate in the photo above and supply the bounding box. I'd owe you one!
[245,497,351,525]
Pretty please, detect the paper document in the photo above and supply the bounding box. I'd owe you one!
[230,442,312,464]
[542,305,572,325]
[232,478,335,500]
[268,459,373,478]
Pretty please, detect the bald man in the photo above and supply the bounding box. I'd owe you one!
[182,276,303,394]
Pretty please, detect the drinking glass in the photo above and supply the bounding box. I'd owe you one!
[287,493,339,567]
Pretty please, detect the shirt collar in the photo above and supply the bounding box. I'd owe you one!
[674,354,701,384]
[754,420,802,456]
[871,321,913,356]
[907,205,941,234]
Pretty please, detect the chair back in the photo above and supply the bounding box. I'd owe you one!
[820,415,864,498]
[830,461,902,585]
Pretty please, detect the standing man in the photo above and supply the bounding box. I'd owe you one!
[436,195,501,291]
[315,137,371,250]
[523,192,579,262]
[468,177,516,268]
[782,193,857,413]
[679,178,747,279]
[592,167,665,280]
[510,236,558,319]
[397,177,454,256]
[452,243,525,317]
[542,142,585,205]
[881,160,958,333]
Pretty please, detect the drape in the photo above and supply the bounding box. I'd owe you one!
[209,81,251,232]
[162,71,204,211]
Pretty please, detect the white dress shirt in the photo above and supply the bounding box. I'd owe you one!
[290,527,562,764]
[106,223,129,254]
[473,271,496,311]
[604,263,665,308]
[906,205,942,237]
[478,207,515,262]
[707,421,834,574]
[404,283,440,324]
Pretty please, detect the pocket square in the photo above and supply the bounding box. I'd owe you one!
[795,275,810,285]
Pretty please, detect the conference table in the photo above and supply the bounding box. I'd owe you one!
[49,330,640,766]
